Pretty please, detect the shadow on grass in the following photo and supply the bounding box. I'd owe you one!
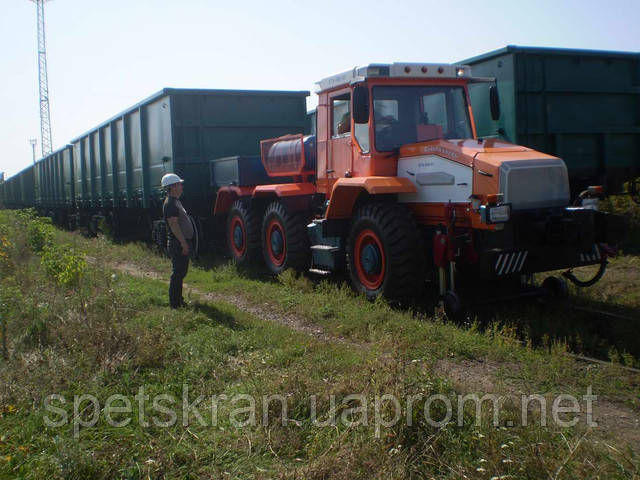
[464,292,640,365]
[189,300,244,331]
[193,250,277,284]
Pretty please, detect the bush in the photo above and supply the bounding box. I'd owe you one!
[26,218,54,253]
[41,244,87,287]
[14,208,37,222]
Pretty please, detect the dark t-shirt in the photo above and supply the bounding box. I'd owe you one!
[163,196,194,251]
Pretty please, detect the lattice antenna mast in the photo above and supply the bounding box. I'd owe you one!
[31,0,53,157]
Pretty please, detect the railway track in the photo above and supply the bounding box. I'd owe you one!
[558,302,640,373]
[565,352,640,374]
[446,285,640,374]
[564,302,640,323]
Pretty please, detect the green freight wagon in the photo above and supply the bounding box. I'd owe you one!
[3,165,35,208]
[70,88,309,218]
[34,145,74,211]
[306,108,317,136]
[62,87,309,240]
[460,45,640,196]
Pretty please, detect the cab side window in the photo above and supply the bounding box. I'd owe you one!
[332,94,351,137]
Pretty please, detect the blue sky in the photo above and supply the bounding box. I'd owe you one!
[1,0,638,177]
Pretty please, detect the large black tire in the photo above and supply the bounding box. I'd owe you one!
[347,202,425,300]
[261,201,310,275]
[227,199,262,265]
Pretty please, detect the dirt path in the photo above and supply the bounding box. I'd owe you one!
[114,262,360,346]
[113,260,640,452]
[436,358,640,452]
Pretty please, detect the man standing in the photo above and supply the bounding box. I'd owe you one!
[161,173,194,309]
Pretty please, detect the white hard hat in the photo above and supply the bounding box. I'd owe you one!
[161,173,184,188]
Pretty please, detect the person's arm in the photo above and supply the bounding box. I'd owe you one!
[167,217,189,255]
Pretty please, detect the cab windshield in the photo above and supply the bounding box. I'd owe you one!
[373,86,472,152]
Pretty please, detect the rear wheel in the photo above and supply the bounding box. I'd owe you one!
[347,203,425,300]
[227,199,262,265]
[262,201,310,274]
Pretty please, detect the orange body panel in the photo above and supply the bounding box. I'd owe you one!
[325,177,416,219]
[399,141,473,167]
[213,186,255,215]
[396,138,562,228]
[473,149,560,197]
[214,183,316,215]
[253,182,316,198]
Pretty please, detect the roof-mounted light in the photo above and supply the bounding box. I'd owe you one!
[317,63,472,91]
[355,65,390,78]
[389,63,471,78]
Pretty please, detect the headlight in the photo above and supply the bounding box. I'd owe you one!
[480,204,511,224]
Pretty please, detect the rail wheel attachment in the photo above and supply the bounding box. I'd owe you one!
[542,276,569,299]
[443,290,463,318]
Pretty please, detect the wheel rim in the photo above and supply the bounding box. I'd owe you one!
[229,216,246,257]
[354,228,385,290]
[266,219,286,267]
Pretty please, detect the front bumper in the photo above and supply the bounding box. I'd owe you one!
[474,207,627,278]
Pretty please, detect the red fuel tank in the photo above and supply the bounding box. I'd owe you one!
[260,134,316,177]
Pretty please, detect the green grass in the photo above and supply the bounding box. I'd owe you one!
[0,209,639,479]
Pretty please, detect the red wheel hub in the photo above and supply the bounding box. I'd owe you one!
[354,228,385,290]
[229,216,246,257]
[266,219,286,267]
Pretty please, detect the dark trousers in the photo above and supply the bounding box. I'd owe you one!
[169,242,190,309]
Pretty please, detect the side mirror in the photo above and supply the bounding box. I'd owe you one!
[489,85,500,121]
[352,85,369,124]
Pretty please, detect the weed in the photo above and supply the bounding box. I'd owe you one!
[26,217,54,253]
[41,243,87,287]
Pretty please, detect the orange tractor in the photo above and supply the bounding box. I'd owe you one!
[212,63,623,311]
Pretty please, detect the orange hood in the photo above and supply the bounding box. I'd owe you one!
[399,138,562,198]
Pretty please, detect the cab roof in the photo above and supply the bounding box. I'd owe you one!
[316,63,472,91]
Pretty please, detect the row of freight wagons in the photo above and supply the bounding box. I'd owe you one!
[0,88,309,218]
[1,46,639,215]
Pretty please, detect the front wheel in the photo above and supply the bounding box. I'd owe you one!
[347,203,425,300]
